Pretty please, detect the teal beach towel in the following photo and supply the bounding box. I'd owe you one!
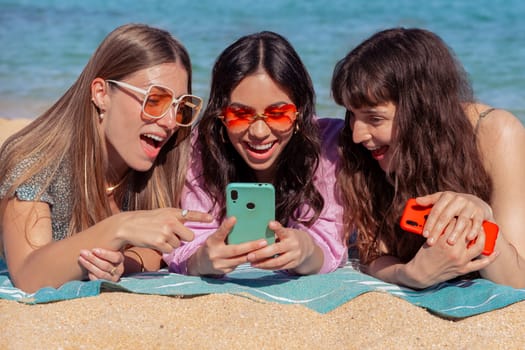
[1,259,524,319]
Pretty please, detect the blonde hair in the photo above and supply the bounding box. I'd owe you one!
[0,23,192,239]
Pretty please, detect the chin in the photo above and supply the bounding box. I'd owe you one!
[248,163,272,172]
[130,161,155,173]
[380,162,393,173]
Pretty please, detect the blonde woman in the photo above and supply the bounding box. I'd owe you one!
[0,24,211,292]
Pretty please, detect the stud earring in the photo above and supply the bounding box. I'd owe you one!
[294,123,300,134]
[92,99,103,120]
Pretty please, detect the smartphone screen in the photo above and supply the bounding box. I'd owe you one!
[226,182,275,245]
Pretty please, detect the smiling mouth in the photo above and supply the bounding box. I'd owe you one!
[247,141,275,153]
[141,133,165,148]
[370,145,388,158]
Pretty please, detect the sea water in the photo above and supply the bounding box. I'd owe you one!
[0,0,523,122]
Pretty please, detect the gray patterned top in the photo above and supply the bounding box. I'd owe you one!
[0,155,73,240]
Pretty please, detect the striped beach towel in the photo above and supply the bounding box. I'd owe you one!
[1,259,524,319]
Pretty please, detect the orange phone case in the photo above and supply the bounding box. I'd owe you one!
[400,198,499,255]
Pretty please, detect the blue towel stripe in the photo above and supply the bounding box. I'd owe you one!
[1,259,524,318]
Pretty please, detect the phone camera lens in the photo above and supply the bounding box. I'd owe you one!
[231,190,238,201]
[246,202,255,210]
[406,220,418,227]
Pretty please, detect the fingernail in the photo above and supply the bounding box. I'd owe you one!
[247,253,255,262]
[423,230,429,238]
[427,237,435,244]
[258,240,268,248]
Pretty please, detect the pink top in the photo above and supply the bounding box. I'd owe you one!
[164,118,347,274]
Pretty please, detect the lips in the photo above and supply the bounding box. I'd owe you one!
[244,141,276,159]
[370,145,389,160]
[140,133,166,159]
[248,141,273,152]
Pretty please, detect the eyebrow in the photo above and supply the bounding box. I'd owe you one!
[355,106,390,115]
[228,101,292,109]
[228,102,253,108]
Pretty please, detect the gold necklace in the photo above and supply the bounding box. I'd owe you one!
[105,174,128,195]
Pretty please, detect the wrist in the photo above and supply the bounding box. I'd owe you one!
[187,248,203,276]
[399,260,429,289]
[293,240,323,275]
[124,248,145,273]
[111,212,132,248]
[187,247,225,278]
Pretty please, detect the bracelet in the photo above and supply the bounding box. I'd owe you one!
[126,249,145,272]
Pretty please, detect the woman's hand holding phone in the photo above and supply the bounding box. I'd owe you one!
[400,194,499,256]
[246,221,324,275]
[188,182,322,275]
[386,194,501,288]
[187,217,269,276]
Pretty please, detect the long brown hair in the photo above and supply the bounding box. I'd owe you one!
[196,31,323,226]
[0,24,193,238]
[331,28,492,264]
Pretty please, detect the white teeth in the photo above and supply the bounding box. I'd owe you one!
[143,133,164,142]
[249,142,273,151]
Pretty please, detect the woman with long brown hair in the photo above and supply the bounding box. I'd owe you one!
[332,27,525,289]
[164,31,347,276]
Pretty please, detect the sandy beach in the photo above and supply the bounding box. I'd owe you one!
[1,291,524,349]
[0,118,33,146]
[1,117,524,348]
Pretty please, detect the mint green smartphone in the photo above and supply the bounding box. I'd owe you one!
[226,182,275,245]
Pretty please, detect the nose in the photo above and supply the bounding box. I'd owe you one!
[155,104,178,131]
[248,118,271,139]
[351,119,371,144]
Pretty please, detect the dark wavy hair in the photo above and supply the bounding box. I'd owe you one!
[196,31,323,225]
[331,28,492,264]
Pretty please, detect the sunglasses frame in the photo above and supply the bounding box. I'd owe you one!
[218,103,298,131]
[106,79,203,126]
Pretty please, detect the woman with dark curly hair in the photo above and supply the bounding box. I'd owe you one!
[164,31,347,276]
[332,27,525,289]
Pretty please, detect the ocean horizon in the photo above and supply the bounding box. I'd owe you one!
[1,0,524,123]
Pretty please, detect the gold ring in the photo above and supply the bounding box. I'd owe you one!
[109,267,117,276]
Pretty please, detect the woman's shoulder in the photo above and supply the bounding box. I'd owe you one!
[467,103,521,125]
[469,103,525,169]
[315,117,344,163]
[0,154,72,206]
[316,117,344,143]
[316,117,344,129]
[468,103,524,138]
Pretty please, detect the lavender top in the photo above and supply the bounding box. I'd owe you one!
[164,118,347,274]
